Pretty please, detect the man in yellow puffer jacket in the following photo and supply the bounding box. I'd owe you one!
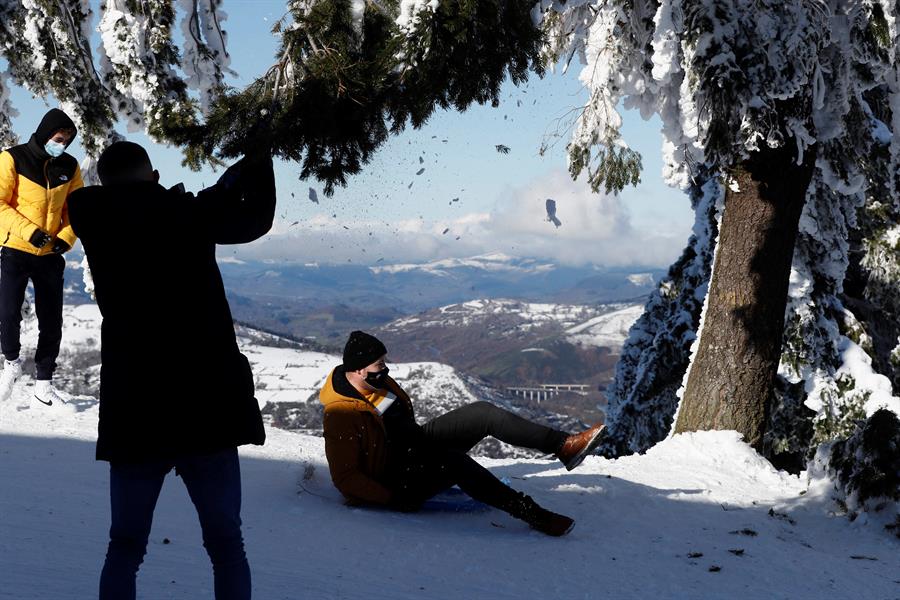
[0,108,82,407]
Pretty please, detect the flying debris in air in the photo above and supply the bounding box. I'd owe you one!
[419,156,424,164]
[416,168,425,175]
[442,228,449,235]
[495,144,510,154]
[290,221,299,227]
[308,187,319,204]
[545,198,562,228]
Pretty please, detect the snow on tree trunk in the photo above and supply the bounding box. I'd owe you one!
[674,144,817,448]
[601,172,720,455]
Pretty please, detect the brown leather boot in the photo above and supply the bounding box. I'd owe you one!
[506,493,575,537]
[556,423,606,471]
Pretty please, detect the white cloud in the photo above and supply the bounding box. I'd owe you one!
[226,170,689,267]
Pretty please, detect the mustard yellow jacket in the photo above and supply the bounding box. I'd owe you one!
[320,366,416,506]
[0,140,81,255]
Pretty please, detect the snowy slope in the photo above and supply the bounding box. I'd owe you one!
[565,304,644,349]
[2,401,898,599]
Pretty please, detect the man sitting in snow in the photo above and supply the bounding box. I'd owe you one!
[320,330,606,536]
[68,141,275,600]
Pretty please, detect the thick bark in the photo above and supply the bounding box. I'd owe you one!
[674,144,816,449]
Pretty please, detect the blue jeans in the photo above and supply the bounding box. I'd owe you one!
[98,448,251,600]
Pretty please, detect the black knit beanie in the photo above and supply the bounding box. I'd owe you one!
[342,331,387,371]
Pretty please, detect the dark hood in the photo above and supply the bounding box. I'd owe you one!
[27,108,78,159]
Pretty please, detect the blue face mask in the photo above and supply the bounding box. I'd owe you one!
[44,140,66,158]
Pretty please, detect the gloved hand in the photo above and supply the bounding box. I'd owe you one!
[216,154,273,193]
[29,230,52,249]
[50,239,70,254]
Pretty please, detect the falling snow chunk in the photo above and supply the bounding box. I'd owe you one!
[545,198,561,228]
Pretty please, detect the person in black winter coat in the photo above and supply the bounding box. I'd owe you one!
[68,141,275,600]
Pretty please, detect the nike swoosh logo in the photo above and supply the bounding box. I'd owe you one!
[34,395,52,406]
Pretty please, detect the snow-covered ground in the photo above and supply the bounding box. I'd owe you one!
[3,394,899,598]
[2,304,898,599]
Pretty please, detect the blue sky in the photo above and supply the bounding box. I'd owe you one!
[3,1,693,268]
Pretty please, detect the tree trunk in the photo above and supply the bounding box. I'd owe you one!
[674,144,816,449]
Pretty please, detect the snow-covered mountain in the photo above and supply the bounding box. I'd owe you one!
[374,300,642,423]
[209,251,663,345]
[565,304,646,350]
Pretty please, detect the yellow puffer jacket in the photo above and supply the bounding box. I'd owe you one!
[0,110,81,255]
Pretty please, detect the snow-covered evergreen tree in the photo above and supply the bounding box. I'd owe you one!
[600,172,720,456]
[542,0,900,462]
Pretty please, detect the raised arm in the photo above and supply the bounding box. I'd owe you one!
[196,154,276,245]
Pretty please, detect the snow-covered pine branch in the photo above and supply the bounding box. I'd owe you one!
[0,0,116,156]
[0,68,17,148]
[173,0,544,192]
[178,0,234,113]
[99,0,198,140]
